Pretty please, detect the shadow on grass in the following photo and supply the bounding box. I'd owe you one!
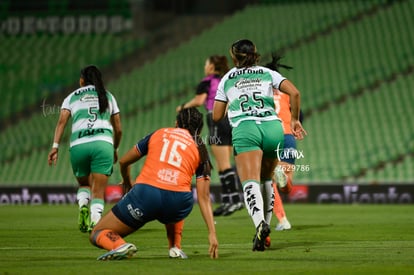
[271,241,319,251]
[292,223,334,230]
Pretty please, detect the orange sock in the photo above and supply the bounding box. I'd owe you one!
[273,183,286,222]
[93,229,126,251]
[165,223,174,249]
[165,220,184,249]
[173,220,184,249]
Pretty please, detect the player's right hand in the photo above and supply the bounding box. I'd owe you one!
[48,149,58,166]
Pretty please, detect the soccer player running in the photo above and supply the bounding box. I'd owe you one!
[271,55,307,228]
[89,107,218,260]
[48,65,122,233]
[263,54,307,247]
[213,39,305,251]
[177,55,243,217]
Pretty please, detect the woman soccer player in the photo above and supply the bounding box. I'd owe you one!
[213,39,305,251]
[266,54,307,234]
[48,65,122,233]
[177,55,243,216]
[89,107,218,260]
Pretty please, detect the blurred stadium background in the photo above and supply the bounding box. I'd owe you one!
[0,0,413,204]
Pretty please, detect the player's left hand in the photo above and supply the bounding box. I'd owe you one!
[208,233,219,259]
[291,119,307,140]
[119,180,132,194]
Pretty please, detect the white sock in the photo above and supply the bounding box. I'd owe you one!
[90,198,104,224]
[263,180,274,225]
[243,181,264,228]
[77,187,90,208]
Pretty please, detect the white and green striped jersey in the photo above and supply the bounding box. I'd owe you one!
[61,85,120,147]
[215,65,286,127]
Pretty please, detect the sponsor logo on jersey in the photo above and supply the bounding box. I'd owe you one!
[229,68,264,79]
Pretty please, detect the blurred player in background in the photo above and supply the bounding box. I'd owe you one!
[263,54,307,247]
[213,39,305,251]
[48,65,122,233]
[270,53,307,226]
[177,55,243,216]
[89,107,218,260]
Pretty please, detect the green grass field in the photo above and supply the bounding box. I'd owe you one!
[1,204,413,274]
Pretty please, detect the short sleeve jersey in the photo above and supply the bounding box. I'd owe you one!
[273,90,292,134]
[215,65,286,127]
[135,127,208,192]
[61,85,120,147]
[196,74,221,111]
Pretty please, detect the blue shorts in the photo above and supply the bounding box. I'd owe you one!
[278,134,297,164]
[112,184,194,229]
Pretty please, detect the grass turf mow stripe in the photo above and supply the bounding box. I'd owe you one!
[0,204,413,274]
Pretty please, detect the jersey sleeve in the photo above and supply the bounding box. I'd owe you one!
[108,92,120,115]
[196,80,210,95]
[214,77,227,102]
[195,160,211,179]
[61,94,71,111]
[270,70,287,90]
[135,132,154,156]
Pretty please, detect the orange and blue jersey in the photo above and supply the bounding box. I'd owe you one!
[273,91,292,135]
[134,127,207,192]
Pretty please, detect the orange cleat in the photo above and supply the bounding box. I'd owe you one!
[265,236,271,248]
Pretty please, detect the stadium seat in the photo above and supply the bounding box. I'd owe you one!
[1,0,413,185]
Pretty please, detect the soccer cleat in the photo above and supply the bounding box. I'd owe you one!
[275,168,292,194]
[169,247,188,259]
[88,222,96,233]
[97,243,137,261]
[235,201,244,210]
[213,203,230,216]
[222,203,241,216]
[264,236,271,248]
[252,221,271,252]
[78,205,90,233]
[275,167,287,189]
[275,217,291,231]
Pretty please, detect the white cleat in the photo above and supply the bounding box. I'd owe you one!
[275,217,291,231]
[275,167,288,189]
[97,243,137,261]
[169,246,188,259]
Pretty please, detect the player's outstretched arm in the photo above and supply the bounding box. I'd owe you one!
[119,146,142,193]
[48,109,70,166]
[196,177,219,259]
[110,113,122,163]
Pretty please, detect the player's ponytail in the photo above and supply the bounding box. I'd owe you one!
[265,54,304,123]
[80,65,109,114]
[264,52,293,73]
[176,107,212,177]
